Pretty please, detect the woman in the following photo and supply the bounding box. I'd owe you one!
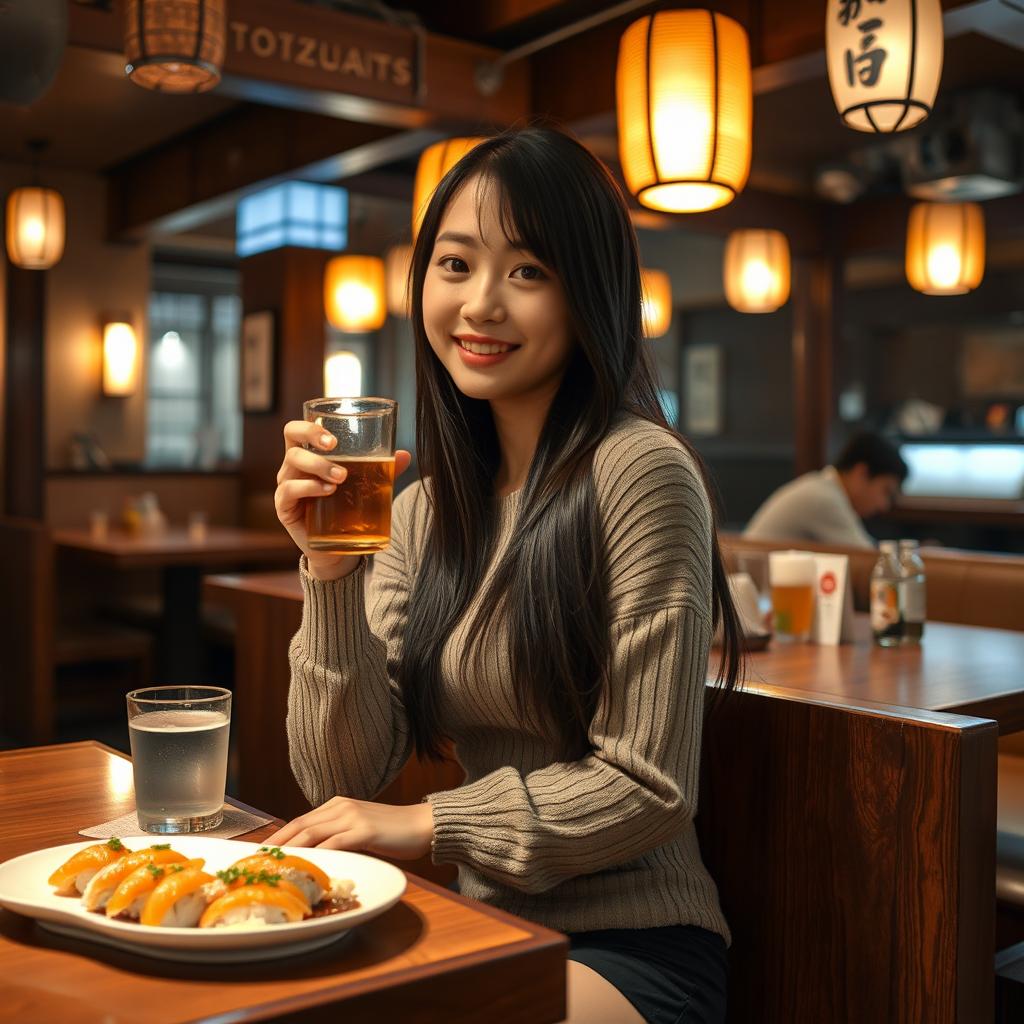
[268,125,742,1023]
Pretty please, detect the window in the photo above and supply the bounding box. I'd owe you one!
[147,264,242,468]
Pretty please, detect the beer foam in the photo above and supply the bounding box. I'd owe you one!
[768,550,817,587]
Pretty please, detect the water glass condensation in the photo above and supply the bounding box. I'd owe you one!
[769,551,817,643]
[303,396,398,556]
[126,686,231,834]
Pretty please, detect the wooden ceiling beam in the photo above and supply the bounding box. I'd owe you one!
[105,107,437,241]
[398,0,588,41]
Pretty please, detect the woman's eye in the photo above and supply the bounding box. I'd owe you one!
[512,264,546,281]
[439,256,468,273]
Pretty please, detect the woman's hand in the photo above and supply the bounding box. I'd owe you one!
[262,797,434,860]
[275,419,412,581]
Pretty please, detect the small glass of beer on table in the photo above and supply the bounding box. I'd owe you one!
[768,551,817,643]
[303,396,398,555]
[126,685,232,833]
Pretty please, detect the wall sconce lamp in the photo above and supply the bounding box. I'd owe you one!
[102,318,140,396]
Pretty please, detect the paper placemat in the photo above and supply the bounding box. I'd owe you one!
[79,805,273,840]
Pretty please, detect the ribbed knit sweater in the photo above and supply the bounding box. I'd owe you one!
[287,414,730,941]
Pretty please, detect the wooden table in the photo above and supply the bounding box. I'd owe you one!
[54,527,299,683]
[0,742,566,1024]
[719,614,1024,734]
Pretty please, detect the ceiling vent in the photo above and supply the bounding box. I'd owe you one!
[900,90,1022,201]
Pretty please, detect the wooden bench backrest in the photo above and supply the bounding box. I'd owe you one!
[721,532,1024,631]
[698,688,995,1022]
[0,517,54,742]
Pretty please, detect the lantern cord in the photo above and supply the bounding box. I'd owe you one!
[474,0,657,97]
[26,139,49,188]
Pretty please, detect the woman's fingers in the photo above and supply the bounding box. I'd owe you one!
[263,797,349,846]
[279,821,350,848]
[395,450,412,476]
[279,445,347,486]
[283,419,336,453]
[275,478,336,517]
[316,827,371,851]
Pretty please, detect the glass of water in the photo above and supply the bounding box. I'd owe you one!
[126,685,232,834]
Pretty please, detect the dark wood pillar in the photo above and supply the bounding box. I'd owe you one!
[3,260,46,518]
[239,247,330,502]
[791,249,840,475]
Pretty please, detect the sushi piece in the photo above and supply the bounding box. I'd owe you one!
[48,838,132,896]
[140,862,217,927]
[231,847,331,906]
[199,883,310,928]
[81,845,188,913]
[106,857,205,921]
[215,864,310,907]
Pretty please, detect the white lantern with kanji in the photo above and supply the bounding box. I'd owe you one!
[826,0,943,133]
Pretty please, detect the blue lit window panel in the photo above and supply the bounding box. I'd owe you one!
[236,182,348,257]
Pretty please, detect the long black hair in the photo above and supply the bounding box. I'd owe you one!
[398,124,743,761]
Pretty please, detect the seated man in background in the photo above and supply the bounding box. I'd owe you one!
[743,432,909,549]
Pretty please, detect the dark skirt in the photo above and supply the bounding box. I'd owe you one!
[567,924,728,1024]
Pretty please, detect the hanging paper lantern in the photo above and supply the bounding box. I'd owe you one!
[905,202,985,295]
[324,255,387,332]
[124,0,226,93]
[826,0,943,133]
[412,138,485,238]
[385,244,413,318]
[724,229,791,313]
[641,269,673,338]
[617,10,752,213]
[5,186,65,269]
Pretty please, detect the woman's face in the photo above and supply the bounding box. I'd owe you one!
[422,175,574,404]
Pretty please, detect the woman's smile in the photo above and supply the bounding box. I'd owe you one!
[453,332,522,368]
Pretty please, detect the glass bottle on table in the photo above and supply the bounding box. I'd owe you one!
[870,540,902,648]
[898,539,927,646]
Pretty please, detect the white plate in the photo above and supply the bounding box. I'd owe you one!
[0,837,406,963]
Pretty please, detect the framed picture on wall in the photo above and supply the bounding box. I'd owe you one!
[242,310,275,413]
[684,344,723,436]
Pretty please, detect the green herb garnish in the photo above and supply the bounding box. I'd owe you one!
[106,838,124,851]
[258,846,285,860]
[150,843,171,851]
[215,865,282,887]
[146,863,165,879]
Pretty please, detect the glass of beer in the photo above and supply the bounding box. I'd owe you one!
[303,396,398,556]
[126,685,232,833]
[768,551,817,643]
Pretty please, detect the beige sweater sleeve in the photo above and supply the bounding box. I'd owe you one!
[285,484,419,807]
[426,432,715,894]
